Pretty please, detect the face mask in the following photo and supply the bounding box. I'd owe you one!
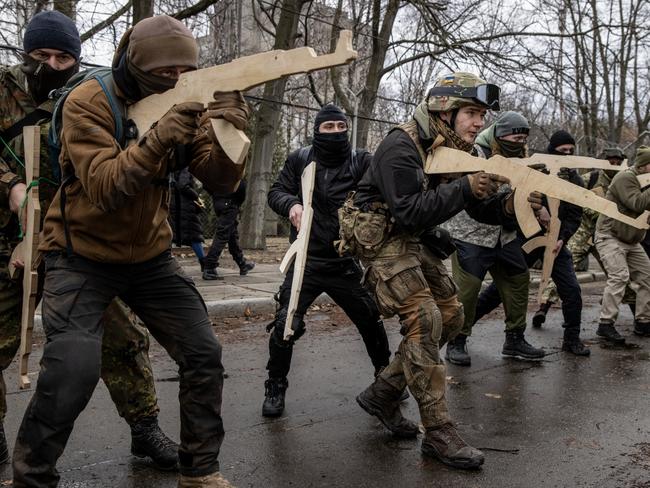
[21,53,79,104]
[498,139,526,158]
[312,131,351,167]
[128,59,178,98]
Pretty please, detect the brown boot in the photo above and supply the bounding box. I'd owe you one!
[421,423,484,470]
[178,472,235,487]
[356,377,419,438]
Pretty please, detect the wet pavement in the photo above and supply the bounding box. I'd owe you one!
[3,281,650,487]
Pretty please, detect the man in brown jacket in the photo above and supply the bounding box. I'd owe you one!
[12,15,248,488]
[595,146,650,342]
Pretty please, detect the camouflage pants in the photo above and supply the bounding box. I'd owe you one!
[361,237,461,428]
[595,232,650,323]
[0,238,158,423]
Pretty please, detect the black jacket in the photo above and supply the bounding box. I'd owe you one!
[212,179,247,213]
[553,169,583,243]
[268,147,371,259]
[169,168,204,245]
[355,127,513,234]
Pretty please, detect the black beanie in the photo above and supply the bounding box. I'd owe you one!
[314,103,347,132]
[24,11,81,61]
[547,129,576,153]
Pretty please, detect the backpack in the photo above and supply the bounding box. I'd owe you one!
[296,146,366,184]
[48,67,131,183]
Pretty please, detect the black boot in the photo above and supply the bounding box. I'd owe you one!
[597,322,625,343]
[356,377,419,438]
[502,331,545,360]
[422,423,484,470]
[202,267,223,280]
[532,302,551,328]
[561,326,591,356]
[198,257,205,273]
[130,416,178,471]
[633,321,650,337]
[238,258,255,276]
[445,334,471,366]
[262,377,288,417]
[0,423,8,465]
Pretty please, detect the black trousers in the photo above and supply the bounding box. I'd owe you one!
[12,251,224,487]
[204,205,243,270]
[267,257,391,379]
[475,242,582,328]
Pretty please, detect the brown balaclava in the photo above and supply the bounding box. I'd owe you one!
[126,15,199,97]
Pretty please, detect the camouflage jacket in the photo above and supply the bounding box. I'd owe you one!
[442,141,517,248]
[0,64,58,244]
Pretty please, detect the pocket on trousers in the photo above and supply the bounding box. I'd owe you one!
[42,269,87,333]
[371,265,428,317]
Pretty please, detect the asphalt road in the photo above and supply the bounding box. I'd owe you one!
[2,282,649,488]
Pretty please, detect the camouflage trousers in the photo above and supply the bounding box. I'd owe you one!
[595,232,650,323]
[0,238,158,424]
[361,237,462,428]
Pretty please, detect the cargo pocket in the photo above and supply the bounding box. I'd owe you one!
[42,269,87,335]
[368,256,426,317]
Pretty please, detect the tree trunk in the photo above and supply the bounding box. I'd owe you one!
[133,0,154,23]
[239,0,306,249]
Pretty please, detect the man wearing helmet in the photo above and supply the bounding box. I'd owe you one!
[338,72,542,469]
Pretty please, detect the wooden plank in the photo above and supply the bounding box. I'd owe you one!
[521,198,561,304]
[279,162,316,341]
[128,31,357,165]
[425,147,650,238]
[18,126,41,389]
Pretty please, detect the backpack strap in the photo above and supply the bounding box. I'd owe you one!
[0,108,50,145]
[296,146,312,172]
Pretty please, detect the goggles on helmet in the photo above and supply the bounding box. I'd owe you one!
[427,84,501,111]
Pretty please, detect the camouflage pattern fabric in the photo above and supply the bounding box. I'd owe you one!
[360,235,461,428]
[0,65,158,424]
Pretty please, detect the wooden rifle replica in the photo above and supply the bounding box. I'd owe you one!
[9,127,41,389]
[128,30,358,165]
[279,162,316,341]
[519,157,626,303]
[425,148,650,304]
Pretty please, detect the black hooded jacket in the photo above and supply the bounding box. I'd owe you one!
[268,147,371,259]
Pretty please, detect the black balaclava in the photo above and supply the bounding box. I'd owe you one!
[312,103,351,167]
[21,54,79,104]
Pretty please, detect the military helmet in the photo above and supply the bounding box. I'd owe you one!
[426,72,501,112]
[602,147,625,161]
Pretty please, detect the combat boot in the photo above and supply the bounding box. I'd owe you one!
[237,258,255,276]
[445,334,471,366]
[375,366,409,401]
[262,377,288,417]
[532,302,551,328]
[131,416,179,471]
[597,322,625,343]
[502,331,545,360]
[0,422,8,464]
[178,471,235,487]
[633,321,650,337]
[202,268,223,280]
[356,377,419,438]
[421,423,484,470]
[561,326,591,356]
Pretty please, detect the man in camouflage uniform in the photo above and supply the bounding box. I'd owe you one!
[444,111,544,365]
[535,147,627,326]
[340,72,541,469]
[0,10,176,469]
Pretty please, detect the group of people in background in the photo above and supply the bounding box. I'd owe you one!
[2,8,650,488]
